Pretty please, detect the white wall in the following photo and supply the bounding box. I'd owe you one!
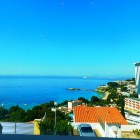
[68,102,72,110]
[109,128,116,138]
[111,125,140,131]
[71,122,140,138]
[0,122,34,134]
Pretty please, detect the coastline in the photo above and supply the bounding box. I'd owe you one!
[102,91,110,100]
[0,76,117,110]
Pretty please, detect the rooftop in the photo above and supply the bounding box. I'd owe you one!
[74,105,128,125]
[74,100,83,103]
[125,98,140,102]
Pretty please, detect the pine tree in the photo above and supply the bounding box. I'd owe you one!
[121,99,125,118]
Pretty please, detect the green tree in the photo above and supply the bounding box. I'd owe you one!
[0,107,8,120]
[107,82,119,89]
[55,110,66,121]
[121,99,125,118]
[116,95,125,106]
[130,92,138,98]
[25,109,34,121]
[126,78,135,81]
[39,109,55,135]
[46,101,55,108]
[39,107,73,135]
[9,106,26,122]
[55,120,73,135]
[107,90,118,103]
[39,118,54,135]
[91,96,99,103]
[30,105,45,119]
[120,86,127,92]
[59,100,68,106]
[9,105,21,114]
[132,78,135,81]
[98,99,107,106]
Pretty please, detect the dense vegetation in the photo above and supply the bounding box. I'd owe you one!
[38,108,73,135]
[0,101,73,135]
[0,101,71,122]
[0,95,111,122]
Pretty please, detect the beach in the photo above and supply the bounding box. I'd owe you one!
[102,91,110,100]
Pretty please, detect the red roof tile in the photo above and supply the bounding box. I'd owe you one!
[75,100,83,103]
[74,105,128,125]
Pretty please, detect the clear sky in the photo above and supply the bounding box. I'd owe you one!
[0,0,140,77]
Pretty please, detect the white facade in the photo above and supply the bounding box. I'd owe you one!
[68,102,73,111]
[134,62,140,98]
[71,122,140,138]
[68,100,83,111]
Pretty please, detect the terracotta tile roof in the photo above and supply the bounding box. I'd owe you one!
[74,105,128,125]
[75,100,83,103]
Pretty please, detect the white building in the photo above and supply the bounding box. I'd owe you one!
[121,92,130,97]
[68,100,83,111]
[134,62,140,98]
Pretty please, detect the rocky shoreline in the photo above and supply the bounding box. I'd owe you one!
[67,87,109,100]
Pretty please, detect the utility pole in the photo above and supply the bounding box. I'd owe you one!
[54,102,58,135]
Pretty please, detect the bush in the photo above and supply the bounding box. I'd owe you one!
[55,120,73,135]
[133,129,140,135]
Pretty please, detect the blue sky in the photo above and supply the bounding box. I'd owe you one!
[0,0,140,77]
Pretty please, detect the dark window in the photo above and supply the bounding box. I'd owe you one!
[81,127,93,133]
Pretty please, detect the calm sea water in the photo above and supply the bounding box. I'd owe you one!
[0,76,128,110]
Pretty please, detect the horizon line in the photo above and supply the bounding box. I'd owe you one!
[0,74,134,78]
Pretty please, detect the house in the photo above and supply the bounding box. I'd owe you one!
[73,105,128,125]
[73,105,128,138]
[68,100,83,112]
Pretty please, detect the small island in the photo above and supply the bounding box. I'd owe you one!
[67,88,94,92]
[67,88,81,90]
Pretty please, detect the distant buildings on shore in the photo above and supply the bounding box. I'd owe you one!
[124,62,140,111]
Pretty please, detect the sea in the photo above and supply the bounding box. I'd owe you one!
[0,76,129,110]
